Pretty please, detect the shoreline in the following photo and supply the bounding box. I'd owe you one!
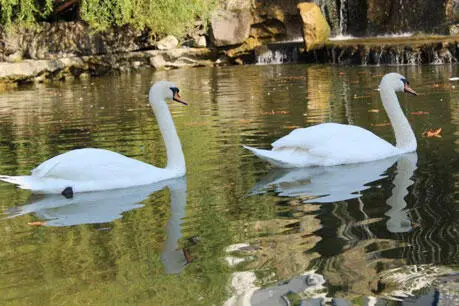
[1,35,459,87]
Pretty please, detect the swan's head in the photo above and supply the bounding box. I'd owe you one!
[149,81,188,106]
[381,73,417,96]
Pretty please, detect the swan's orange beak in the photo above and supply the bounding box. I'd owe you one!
[173,92,188,105]
[404,84,417,96]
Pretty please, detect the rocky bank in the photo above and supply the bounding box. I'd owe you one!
[1,0,459,85]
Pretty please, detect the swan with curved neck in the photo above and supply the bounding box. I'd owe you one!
[0,81,187,195]
[244,72,417,168]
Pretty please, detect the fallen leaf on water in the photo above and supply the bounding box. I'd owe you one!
[239,119,251,124]
[410,111,430,115]
[286,125,300,129]
[28,221,47,226]
[423,128,442,138]
[368,109,380,113]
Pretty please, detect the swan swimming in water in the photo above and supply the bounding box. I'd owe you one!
[244,72,418,168]
[0,81,188,196]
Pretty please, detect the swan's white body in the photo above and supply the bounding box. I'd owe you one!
[0,81,187,194]
[244,73,417,168]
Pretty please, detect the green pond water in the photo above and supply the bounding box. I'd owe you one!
[0,64,458,305]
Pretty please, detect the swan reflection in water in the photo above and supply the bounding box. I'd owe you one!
[250,153,417,233]
[4,177,189,274]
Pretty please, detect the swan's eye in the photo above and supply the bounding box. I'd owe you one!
[401,78,409,85]
[170,87,179,94]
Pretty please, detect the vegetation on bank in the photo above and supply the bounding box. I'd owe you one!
[0,0,217,36]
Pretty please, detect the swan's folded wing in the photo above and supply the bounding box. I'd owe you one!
[271,123,399,164]
[272,123,360,151]
[31,148,159,181]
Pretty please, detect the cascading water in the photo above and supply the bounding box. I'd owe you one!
[256,44,299,65]
[339,0,348,36]
[257,49,287,65]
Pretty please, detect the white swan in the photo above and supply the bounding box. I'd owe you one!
[244,72,418,168]
[0,81,188,195]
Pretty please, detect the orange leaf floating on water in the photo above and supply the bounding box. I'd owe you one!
[28,221,47,226]
[339,72,345,76]
[423,128,442,138]
[286,125,301,129]
[411,111,430,115]
[368,109,380,113]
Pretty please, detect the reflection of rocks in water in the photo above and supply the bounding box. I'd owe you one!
[250,273,327,306]
[224,263,452,305]
[224,269,327,306]
[245,153,447,301]
[401,153,459,266]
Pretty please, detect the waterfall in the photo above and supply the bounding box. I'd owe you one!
[256,45,299,65]
[257,49,286,65]
[339,0,348,36]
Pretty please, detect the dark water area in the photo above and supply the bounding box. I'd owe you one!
[0,64,458,305]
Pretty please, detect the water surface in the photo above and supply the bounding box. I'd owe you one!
[0,64,458,305]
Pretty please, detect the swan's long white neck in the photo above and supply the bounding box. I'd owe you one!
[379,82,417,152]
[149,95,185,173]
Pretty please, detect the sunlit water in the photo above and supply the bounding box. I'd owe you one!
[0,64,458,305]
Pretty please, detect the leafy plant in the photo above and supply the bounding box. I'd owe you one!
[0,0,217,37]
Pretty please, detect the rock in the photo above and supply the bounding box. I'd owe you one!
[222,0,252,10]
[194,36,207,48]
[150,55,167,69]
[446,0,459,22]
[450,24,459,35]
[5,51,23,63]
[215,55,231,65]
[297,3,330,51]
[0,22,158,61]
[157,35,179,50]
[210,9,253,47]
[0,48,215,84]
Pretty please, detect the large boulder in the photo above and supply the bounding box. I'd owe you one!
[210,9,253,47]
[0,22,157,61]
[157,35,179,50]
[297,3,330,51]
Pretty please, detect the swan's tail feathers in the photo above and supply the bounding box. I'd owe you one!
[0,175,37,190]
[243,145,298,168]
